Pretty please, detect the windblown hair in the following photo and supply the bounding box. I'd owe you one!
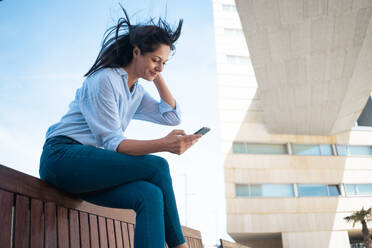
[85,5,183,77]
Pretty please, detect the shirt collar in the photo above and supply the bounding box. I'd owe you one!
[115,67,138,95]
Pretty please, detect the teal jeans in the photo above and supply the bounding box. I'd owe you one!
[39,135,185,248]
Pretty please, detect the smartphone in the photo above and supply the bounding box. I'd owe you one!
[194,127,211,136]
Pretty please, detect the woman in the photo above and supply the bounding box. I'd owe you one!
[39,6,200,248]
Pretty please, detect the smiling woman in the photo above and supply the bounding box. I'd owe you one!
[39,5,201,248]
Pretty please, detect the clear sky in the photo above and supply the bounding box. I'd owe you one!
[0,0,231,246]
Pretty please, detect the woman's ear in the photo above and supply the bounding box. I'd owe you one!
[133,46,141,58]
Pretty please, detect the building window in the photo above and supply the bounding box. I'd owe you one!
[232,142,288,154]
[298,184,341,197]
[336,145,372,156]
[224,28,244,38]
[345,184,372,196]
[226,55,250,65]
[222,4,237,12]
[236,184,295,198]
[292,144,333,156]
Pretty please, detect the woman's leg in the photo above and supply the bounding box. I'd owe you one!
[82,181,165,248]
[40,136,185,247]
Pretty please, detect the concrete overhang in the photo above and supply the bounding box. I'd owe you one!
[235,0,372,135]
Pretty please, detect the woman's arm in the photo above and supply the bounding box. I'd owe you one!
[153,73,176,108]
[116,130,201,156]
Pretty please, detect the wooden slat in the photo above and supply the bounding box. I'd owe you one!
[106,219,116,248]
[69,209,80,248]
[89,214,99,248]
[0,190,13,248]
[121,222,130,247]
[197,238,204,248]
[0,164,135,223]
[45,202,57,248]
[14,195,30,248]
[98,216,108,248]
[57,206,69,248]
[79,212,90,248]
[30,199,44,248]
[128,224,134,248]
[114,220,123,248]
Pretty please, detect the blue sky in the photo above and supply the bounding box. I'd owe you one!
[0,0,231,245]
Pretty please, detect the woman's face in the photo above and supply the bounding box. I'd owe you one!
[134,44,170,81]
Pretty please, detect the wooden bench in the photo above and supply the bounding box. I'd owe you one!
[0,164,203,247]
[220,239,251,248]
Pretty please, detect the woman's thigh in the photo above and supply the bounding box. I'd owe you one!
[81,180,164,211]
[40,138,169,193]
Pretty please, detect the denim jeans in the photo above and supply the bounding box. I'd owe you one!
[39,135,185,248]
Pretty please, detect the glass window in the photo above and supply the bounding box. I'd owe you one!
[292,144,333,156]
[336,145,372,156]
[298,184,328,197]
[328,185,341,196]
[222,4,237,11]
[235,184,294,197]
[226,55,250,65]
[345,184,357,196]
[357,184,372,196]
[235,184,249,197]
[349,146,372,156]
[224,28,244,38]
[232,142,246,153]
[250,184,262,197]
[261,184,294,197]
[245,143,287,154]
[232,143,288,154]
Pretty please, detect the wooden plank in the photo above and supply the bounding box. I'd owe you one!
[30,199,44,248]
[89,214,99,248]
[45,202,57,248]
[57,206,69,248]
[0,190,13,248]
[196,239,204,248]
[114,220,123,248]
[98,216,108,248]
[79,212,90,248]
[14,195,30,248]
[0,164,135,224]
[69,209,80,248]
[128,224,134,248]
[121,222,130,247]
[106,219,116,248]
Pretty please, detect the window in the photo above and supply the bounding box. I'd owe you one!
[224,28,244,37]
[226,55,250,65]
[232,142,288,154]
[236,184,295,197]
[336,145,372,156]
[222,4,237,12]
[345,184,372,196]
[298,184,341,197]
[292,144,333,156]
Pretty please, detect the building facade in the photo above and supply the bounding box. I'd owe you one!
[212,0,372,247]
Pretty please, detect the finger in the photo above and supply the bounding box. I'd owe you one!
[171,129,186,136]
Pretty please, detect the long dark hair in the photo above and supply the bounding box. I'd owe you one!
[85,5,183,77]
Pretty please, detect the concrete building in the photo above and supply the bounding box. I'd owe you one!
[212,0,372,247]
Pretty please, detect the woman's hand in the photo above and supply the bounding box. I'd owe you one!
[153,73,176,109]
[161,130,202,155]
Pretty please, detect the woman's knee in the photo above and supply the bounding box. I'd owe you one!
[149,155,170,175]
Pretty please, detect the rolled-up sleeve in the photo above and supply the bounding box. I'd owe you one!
[133,91,181,125]
[79,74,126,151]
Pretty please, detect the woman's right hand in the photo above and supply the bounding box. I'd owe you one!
[162,130,202,155]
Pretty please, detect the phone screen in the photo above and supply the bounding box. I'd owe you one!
[194,127,211,135]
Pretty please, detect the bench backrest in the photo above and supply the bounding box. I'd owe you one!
[0,164,203,247]
[220,239,251,248]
